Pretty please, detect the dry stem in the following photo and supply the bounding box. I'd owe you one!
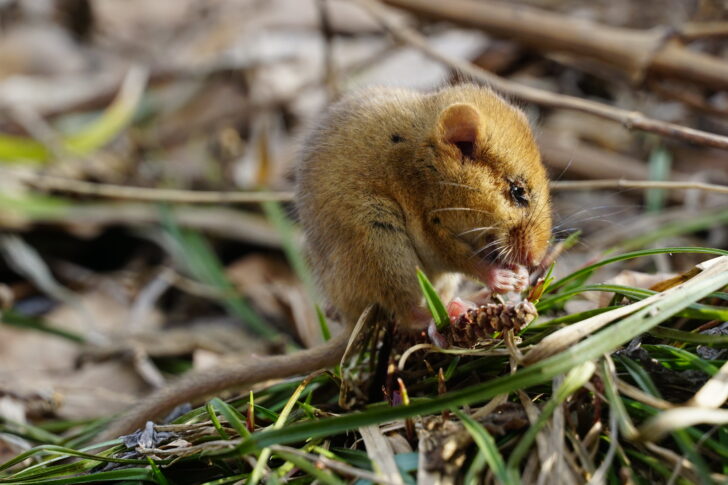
[5,169,293,204]
[549,179,728,194]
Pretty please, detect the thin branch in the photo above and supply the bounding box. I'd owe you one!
[647,79,728,118]
[351,0,728,151]
[549,179,728,194]
[678,21,728,41]
[317,0,340,100]
[5,169,294,204]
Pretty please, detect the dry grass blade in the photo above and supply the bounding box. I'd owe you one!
[688,361,728,409]
[359,425,405,485]
[638,408,728,442]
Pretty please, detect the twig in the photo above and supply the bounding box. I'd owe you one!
[5,169,293,203]
[317,0,340,100]
[351,0,728,150]
[381,0,728,90]
[549,179,728,194]
[678,21,728,41]
[539,134,694,203]
[648,79,728,117]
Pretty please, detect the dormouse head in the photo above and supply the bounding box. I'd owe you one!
[406,85,552,279]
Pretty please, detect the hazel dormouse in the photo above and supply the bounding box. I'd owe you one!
[101,84,552,439]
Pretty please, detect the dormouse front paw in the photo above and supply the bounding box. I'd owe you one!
[478,263,529,293]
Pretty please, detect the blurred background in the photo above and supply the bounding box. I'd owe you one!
[0,0,726,454]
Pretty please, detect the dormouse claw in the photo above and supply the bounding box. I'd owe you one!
[478,263,530,293]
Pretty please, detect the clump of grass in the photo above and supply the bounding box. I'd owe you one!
[1,246,727,485]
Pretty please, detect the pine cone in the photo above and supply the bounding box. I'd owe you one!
[446,300,537,347]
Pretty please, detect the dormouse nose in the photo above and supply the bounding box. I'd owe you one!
[509,225,546,267]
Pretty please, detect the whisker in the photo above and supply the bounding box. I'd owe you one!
[551,205,619,229]
[552,160,573,182]
[457,226,495,237]
[555,209,633,229]
[502,245,512,266]
[430,207,494,216]
[552,205,639,230]
[551,228,579,236]
[473,239,502,256]
[525,197,547,232]
[495,245,507,264]
[481,241,506,262]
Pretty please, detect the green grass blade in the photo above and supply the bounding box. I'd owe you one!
[0,310,85,343]
[147,457,170,485]
[647,326,728,346]
[452,409,513,485]
[0,67,147,164]
[0,135,49,162]
[548,247,727,293]
[416,268,449,330]
[538,284,728,320]
[271,450,345,485]
[0,418,65,445]
[316,305,331,341]
[2,468,156,484]
[261,200,317,301]
[527,307,618,330]
[64,67,148,156]
[249,375,313,484]
[600,357,637,440]
[206,402,230,440]
[211,397,251,439]
[161,207,277,339]
[0,445,148,474]
[645,145,671,213]
[643,345,719,376]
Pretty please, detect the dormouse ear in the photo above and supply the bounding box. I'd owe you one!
[439,103,480,159]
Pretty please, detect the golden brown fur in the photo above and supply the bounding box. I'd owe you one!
[100,84,551,440]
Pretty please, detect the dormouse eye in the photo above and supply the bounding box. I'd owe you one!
[509,181,529,207]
